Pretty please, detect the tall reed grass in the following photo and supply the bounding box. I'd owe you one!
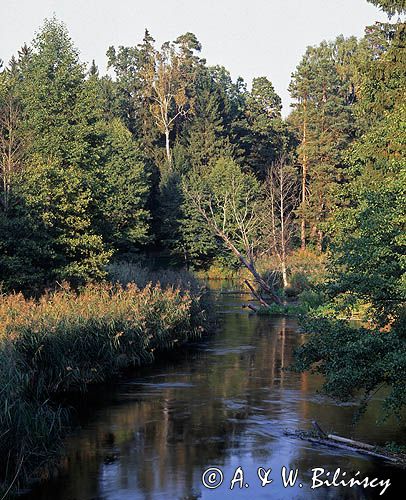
[0,273,209,495]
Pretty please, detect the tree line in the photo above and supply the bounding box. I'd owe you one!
[0,1,404,294]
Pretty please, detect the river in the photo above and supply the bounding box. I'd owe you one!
[24,283,405,499]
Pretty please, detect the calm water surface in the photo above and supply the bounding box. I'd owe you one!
[25,283,405,499]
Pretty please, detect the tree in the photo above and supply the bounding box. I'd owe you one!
[16,18,91,166]
[140,37,199,170]
[185,68,235,169]
[351,22,405,132]
[0,80,23,212]
[243,77,287,178]
[183,157,282,303]
[367,0,406,17]
[294,157,406,416]
[22,159,112,285]
[96,119,151,253]
[107,30,157,140]
[289,37,356,250]
[263,159,299,288]
[293,22,406,417]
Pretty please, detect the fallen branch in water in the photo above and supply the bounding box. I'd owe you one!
[284,421,406,465]
[242,303,259,313]
[244,280,270,308]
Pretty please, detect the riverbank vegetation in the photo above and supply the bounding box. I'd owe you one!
[0,273,209,495]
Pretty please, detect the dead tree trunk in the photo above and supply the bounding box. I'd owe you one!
[300,96,308,251]
[219,231,282,305]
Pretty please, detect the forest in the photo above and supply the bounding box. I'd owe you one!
[0,0,405,496]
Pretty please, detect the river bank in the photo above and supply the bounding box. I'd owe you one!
[21,283,406,499]
[0,272,211,497]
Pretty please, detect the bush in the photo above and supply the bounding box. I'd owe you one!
[292,316,406,419]
[257,302,305,316]
[297,289,326,311]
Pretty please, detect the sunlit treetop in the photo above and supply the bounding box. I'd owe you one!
[367,0,406,17]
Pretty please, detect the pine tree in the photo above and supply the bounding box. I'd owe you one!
[289,37,357,250]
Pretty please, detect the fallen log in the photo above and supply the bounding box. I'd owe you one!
[242,303,259,313]
[284,422,404,465]
[305,436,399,462]
[328,434,375,451]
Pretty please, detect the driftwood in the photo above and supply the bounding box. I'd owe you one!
[285,421,403,465]
[328,434,375,451]
[242,303,259,313]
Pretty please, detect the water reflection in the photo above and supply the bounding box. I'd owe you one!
[25,286,405,499]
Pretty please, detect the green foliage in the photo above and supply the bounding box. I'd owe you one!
[294,22,406,418]
[17,17,91,165]
[243,77,290,178]
[185,68,236,169]
[0,19,153,290]
[297,289,327,312]
[367,0,406,16]
[96,119,151,252]
[328,166,405,325]
[293,317,406,418]
[258,302,305,316]
[21,160,112,285]
[352,22,405,131]
[181,157,261,267]
[289,35,358,247]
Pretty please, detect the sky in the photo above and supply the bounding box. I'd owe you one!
[0,0,389,115]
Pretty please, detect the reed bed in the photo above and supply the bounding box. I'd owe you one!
[0,277,209,495]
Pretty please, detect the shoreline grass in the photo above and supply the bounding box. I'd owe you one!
[0,274,210,496]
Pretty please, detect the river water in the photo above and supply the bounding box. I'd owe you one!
[25,284,405,499]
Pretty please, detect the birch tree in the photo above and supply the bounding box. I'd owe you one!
[141,41,194,170]
[0,88,23,212]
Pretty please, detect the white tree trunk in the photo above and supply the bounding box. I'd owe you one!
[165,127,171,169]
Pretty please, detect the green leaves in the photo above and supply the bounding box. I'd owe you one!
[182,157,261,266]
[0,19,152,291]
[294,22,406,418]
[22,160,112,284]
[293,317,406,417]
[367,0,406,17]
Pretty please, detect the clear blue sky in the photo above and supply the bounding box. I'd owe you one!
[0,0,389,115]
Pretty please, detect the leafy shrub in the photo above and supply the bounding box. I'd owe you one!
[257,303,305,316]
[292,316,406,419]
[298,289,326,311]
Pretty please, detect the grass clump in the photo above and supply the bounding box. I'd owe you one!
[0,278,209,495]
[257,302,305,316]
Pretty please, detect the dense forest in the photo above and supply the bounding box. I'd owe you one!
[0,0,405,493]
[0,0,405,396]
[0,3,403,286]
